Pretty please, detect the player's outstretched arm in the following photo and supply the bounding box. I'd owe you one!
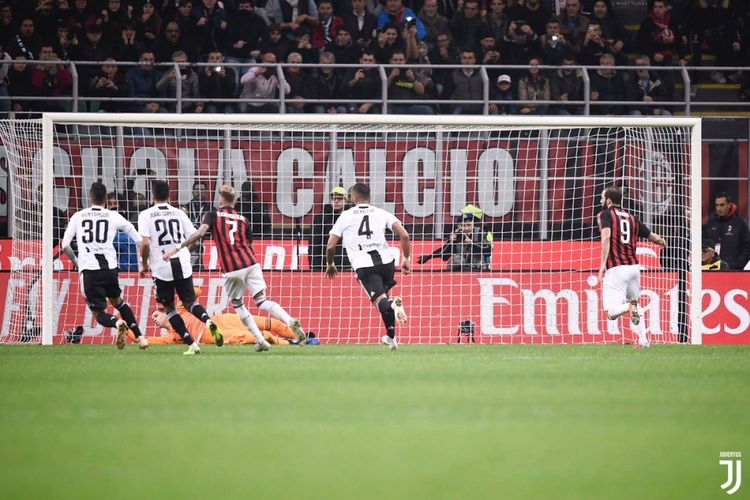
[162,223,209,261]
[648,232,667,247]
[393,222,411,274]
[325,234,341,279]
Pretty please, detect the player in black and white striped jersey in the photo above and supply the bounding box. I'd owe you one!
[326,183,412,350]
[138,180,223,356]
[61,182,148,350]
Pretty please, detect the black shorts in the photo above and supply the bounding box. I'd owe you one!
[356,261,396,302]
[81,269,121,311]
[153,276,196,308]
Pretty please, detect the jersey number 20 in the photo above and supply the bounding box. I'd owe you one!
[155,219,184,246]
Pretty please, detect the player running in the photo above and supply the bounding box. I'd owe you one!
[325,183,411,350]
[163,185,306,352]
[138,180,223,355]
[597,186,666,349]
[61,182,148,350]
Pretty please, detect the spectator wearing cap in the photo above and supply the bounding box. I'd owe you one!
[489,73,517,115]
[506,0,551,38]
[417,205,492,271]
[702,239,729,271]
[70,24,111,94]
[309,186,351,271]
[703,192,750,270]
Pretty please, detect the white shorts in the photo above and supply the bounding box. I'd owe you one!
[223,264,267,301]
[602,264,641,311]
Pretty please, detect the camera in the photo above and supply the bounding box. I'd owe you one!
[514,20,527,34]
[551,34,559,42]
[405,16,416,28]
[214,66,223,73]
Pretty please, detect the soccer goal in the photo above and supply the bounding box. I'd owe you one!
[0,114,702,345]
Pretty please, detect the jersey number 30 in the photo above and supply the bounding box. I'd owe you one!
[81,219,108,244]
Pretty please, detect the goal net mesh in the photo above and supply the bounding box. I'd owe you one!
[0,118,694,344]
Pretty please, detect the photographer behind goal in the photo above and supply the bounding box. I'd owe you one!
[417,206,492,271]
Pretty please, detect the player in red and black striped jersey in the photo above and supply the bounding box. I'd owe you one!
[164,185,306,351]
[596,186,666,348]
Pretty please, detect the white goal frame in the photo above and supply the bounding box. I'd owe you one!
[38,113,703,345]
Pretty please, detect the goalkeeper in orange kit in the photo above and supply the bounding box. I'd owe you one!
[126,288,298,346]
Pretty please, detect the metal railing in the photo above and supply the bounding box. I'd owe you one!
[5,60,749,116]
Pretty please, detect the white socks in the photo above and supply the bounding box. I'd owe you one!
[236,305,266,344]
[258,300,293,326]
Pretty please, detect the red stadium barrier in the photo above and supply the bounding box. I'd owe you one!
[0,270,746,344]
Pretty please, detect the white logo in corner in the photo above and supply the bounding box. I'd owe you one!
[720,451,742,495]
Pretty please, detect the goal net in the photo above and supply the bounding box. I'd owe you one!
[0,114,702,345]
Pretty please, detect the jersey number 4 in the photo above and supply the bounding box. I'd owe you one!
[81,219,108,244]
[358,215,373,239]
[155,219,184,246]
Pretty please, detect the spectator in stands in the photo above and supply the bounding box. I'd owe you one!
[191,0,228,54]
[418,0,449,47]
[689,0,737,84]
[66,0,98,41]
[54,25,77,62]
[157,50,203,112]
[517,56,549,114]
[91,57,131,113]
[588,0,629,66]
[540,19,572,66]
[236,181,272,238]
[325,25,361,64]
[428,31,458,91]
[284,51,310,112]
[589,52,625,114]
[187,181,212,227]
[578,21,613,67]
[31,0,63,46]
[126,49,164,112]
[259,23,291,63]
[386,49,434,114]
[153,21,196,63]
[450,0,483,51]
[294,30,319,63]
[377,0,426,43]
[309,186,351,271]
[6,17,39,60]
[224,0,267,82]
[703,192,750,270]
[115,21,145,62]
[478,26,501,67]
[239,50,289,112]
[173,0,196,41]
[31,44,72,112]
[135,1,162,47]
[71,24,111,94]
[551,0,589,51]
[266,0,318,40]
[489,73,517,115]
[417,211,491,271]
[635,0,688,96]
[550,52,583,114]
[506,0,551,39]
[108,192,139,271]
[311,0,343,49]
[500,20,541,74]
[444,48,483,114]
[372,24,400,63]
[343,0,377,49]
[101,0,132,49]
[0,4,16,49]
[311,51,347,113]
[343,49,381,113]
[701,238,730,270]
[199,50,236,112]
[0,45,9,118]
[485,0,509,42]
[626,54,669,115]
[7,56,33,115]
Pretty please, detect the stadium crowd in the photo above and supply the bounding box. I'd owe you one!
[0,0,749,116]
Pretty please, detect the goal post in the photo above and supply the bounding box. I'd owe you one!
[1,113,702,345]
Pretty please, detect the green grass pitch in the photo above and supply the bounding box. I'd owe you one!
[1,344,748,499]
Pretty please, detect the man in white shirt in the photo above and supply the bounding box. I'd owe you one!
[326,183,411,350]
[138,180,222,355]
[61,182,148,350]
